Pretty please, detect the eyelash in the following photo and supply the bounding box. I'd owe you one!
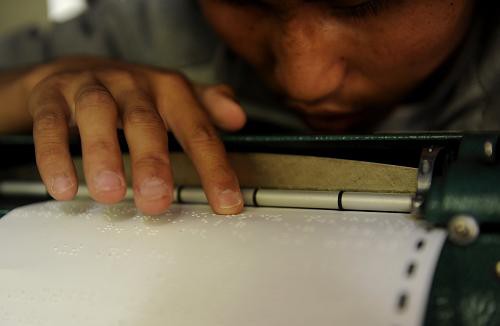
[218,0,390,19]
[332,0,387,19]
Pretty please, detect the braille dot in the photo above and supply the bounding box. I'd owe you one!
[397,292,408,312]
[406,262,417,277]
[416,239,425,250]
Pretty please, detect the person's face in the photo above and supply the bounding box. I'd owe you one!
[198,0,474,131]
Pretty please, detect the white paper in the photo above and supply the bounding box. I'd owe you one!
[0,200,446,326]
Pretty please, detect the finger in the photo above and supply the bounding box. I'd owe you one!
[196,84,246,131]
[68,76,126,204]
[98,70,173,215]
[152,74,243,215]
[29,82,78,200]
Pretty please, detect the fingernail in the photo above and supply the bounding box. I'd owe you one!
[218,189,242,209]
[139,177,170,200]
[94,170,124,192]
[51,174,74,194]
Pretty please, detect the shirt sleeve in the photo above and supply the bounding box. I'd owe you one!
[0,0,219,71]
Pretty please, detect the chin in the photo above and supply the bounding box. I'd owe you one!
[302,115,359,133]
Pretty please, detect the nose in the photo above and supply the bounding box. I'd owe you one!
[271,11,346,102]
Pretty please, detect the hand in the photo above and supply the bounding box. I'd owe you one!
[26,57,246,215]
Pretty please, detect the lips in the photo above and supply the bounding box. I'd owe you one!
[288,101,368,119]
[286,101,383,132]
[286,94,364,113]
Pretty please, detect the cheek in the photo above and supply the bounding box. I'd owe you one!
[351,0,473,89]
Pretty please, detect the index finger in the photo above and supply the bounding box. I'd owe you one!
[29,83,78,201]
[151,74,243,215]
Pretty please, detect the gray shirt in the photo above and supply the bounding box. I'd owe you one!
[1,0,499,132]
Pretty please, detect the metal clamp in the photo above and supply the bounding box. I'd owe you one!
[412,147,443,214]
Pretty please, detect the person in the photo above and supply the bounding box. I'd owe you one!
[0,0,498,215]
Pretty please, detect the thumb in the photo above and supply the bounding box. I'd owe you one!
[196,84,246,132]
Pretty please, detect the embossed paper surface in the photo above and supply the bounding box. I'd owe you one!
[0,200,445,326]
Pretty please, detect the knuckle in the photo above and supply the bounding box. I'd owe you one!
[98,69,135,83]
[29,88,54,109]
[36,141,66,164]
[84,139,116,155]
[186,123,219,149]
[29,81,67,111]
[123,106,162,128]
[212,84,233,96]
[33,110,66,133]
[159,73,190,89]
[42,72,75,89]
[77,87,114,108]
